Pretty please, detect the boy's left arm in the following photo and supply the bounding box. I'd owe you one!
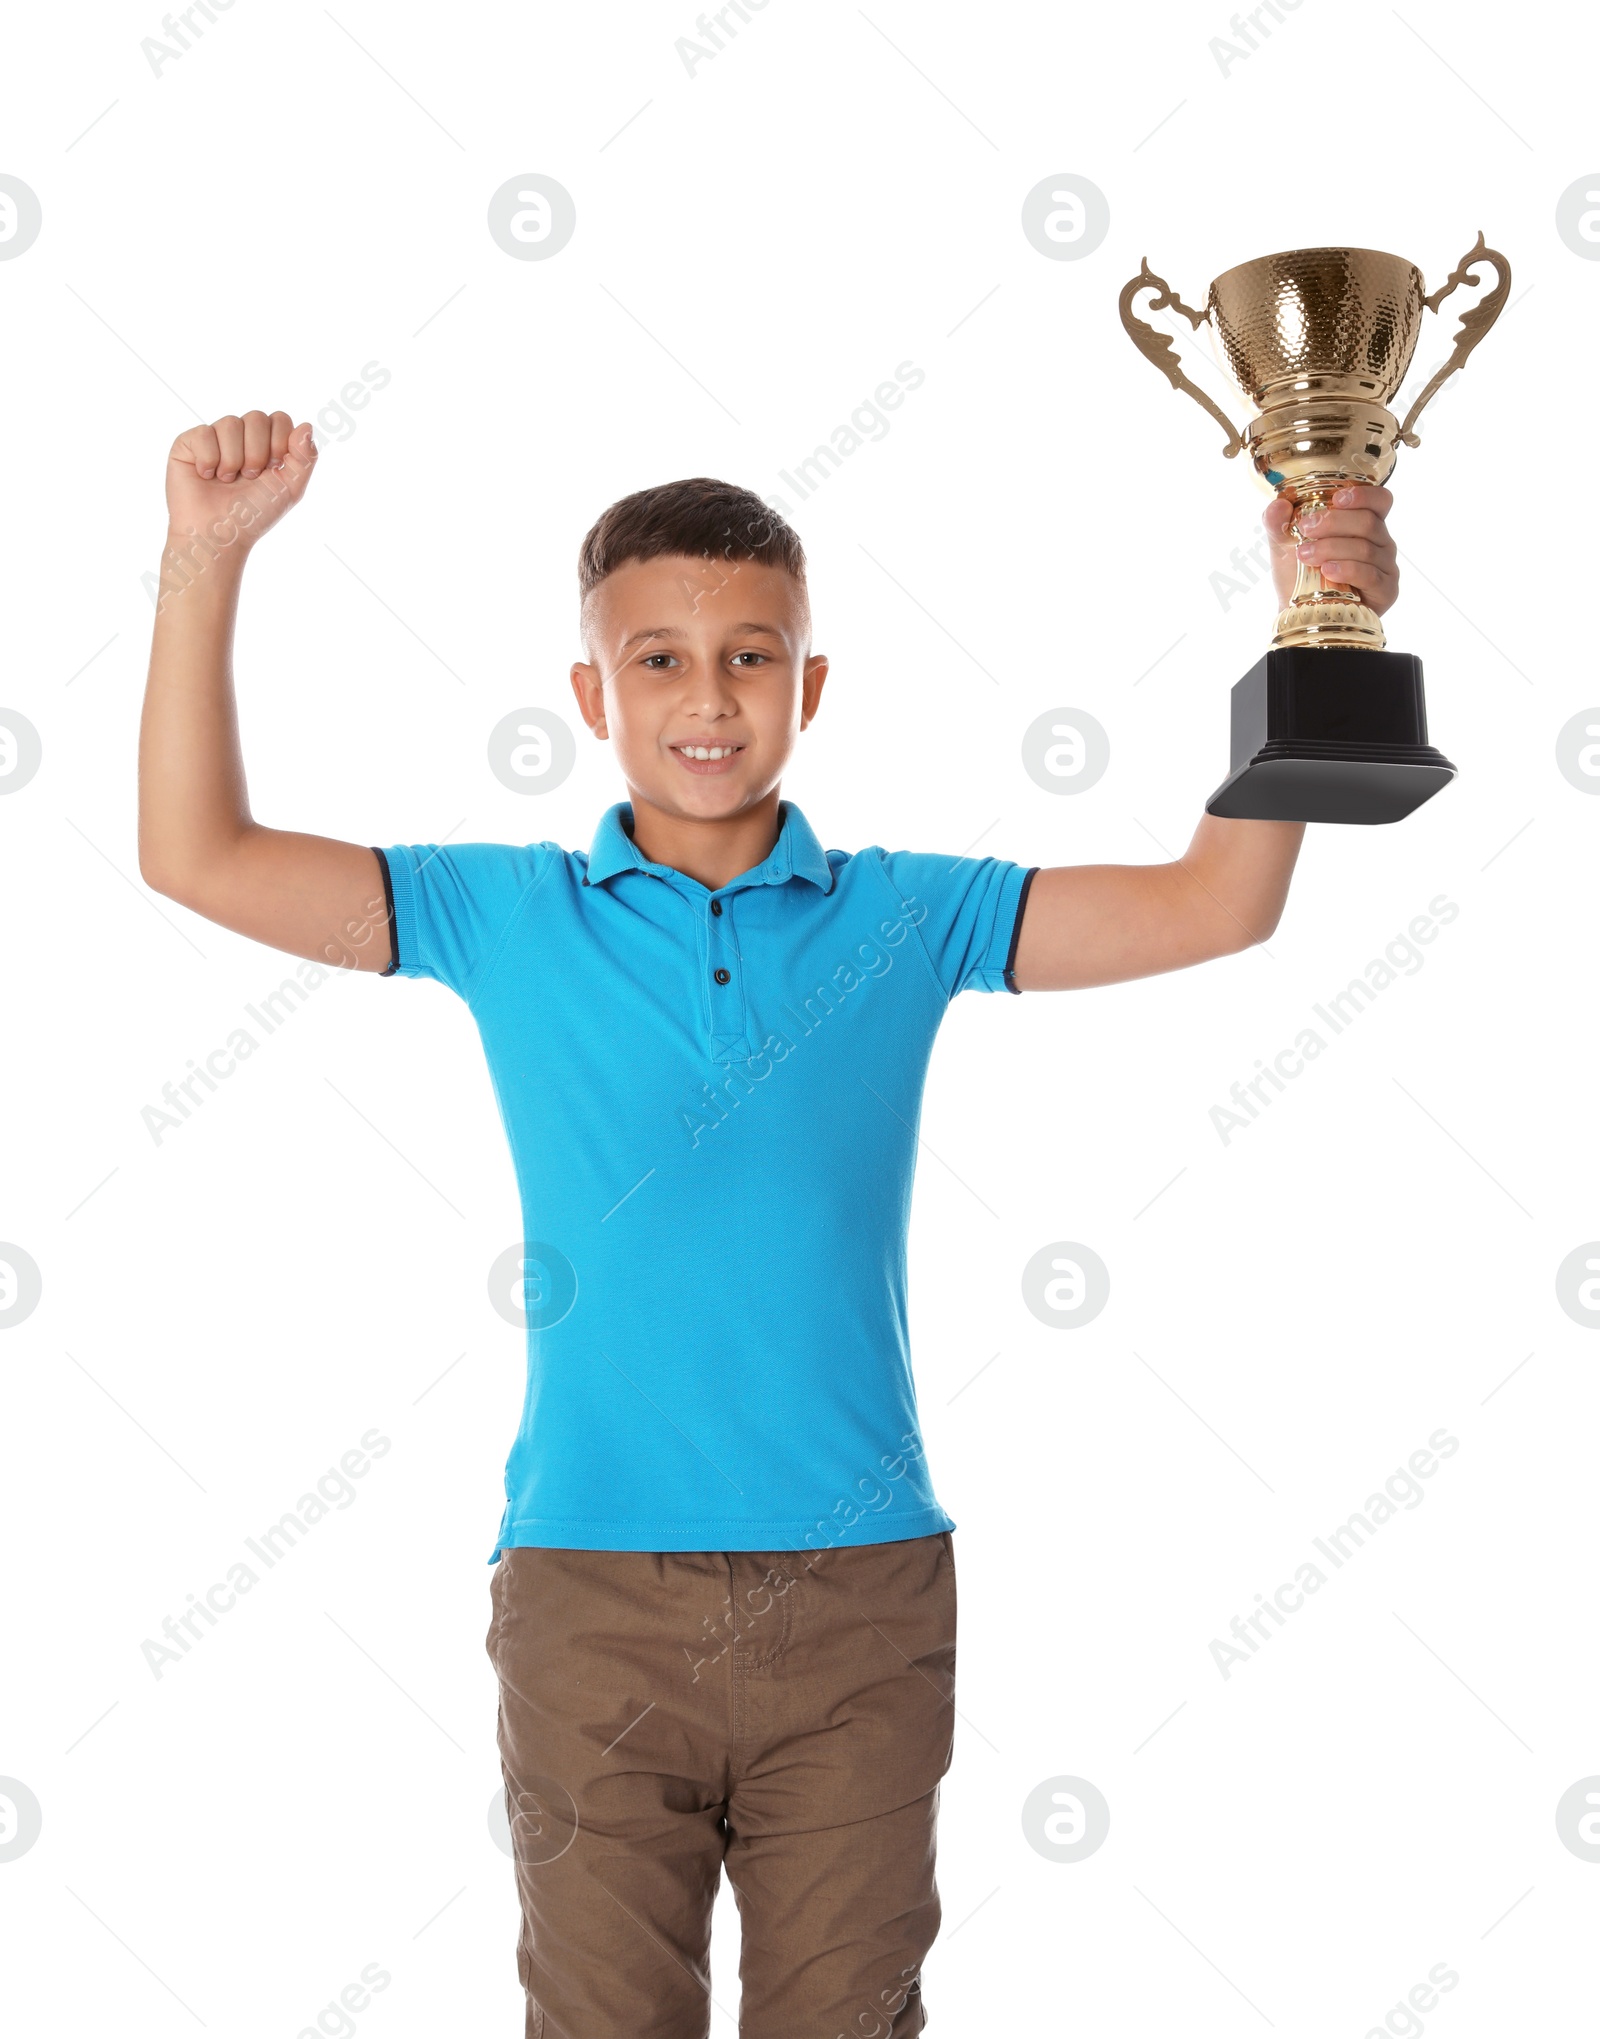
[1011,484,1397,992]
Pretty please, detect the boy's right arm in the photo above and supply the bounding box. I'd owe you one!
[139,409,394,974]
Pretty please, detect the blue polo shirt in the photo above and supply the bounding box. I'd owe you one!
[377,802,1036,1560]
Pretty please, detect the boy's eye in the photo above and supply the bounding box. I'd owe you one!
[640,650,768,670]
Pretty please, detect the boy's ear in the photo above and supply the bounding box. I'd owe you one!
[799,652,829,728]
[569,661,606,736]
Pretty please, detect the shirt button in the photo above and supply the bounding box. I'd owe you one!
[714,968,731,985]
[710,900,723,917]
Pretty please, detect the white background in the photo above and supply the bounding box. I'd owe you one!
[3,1,1597,2033]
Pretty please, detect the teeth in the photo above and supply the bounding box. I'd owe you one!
[681,745,739,760]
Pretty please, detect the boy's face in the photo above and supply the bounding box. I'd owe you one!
[570,553,827,823]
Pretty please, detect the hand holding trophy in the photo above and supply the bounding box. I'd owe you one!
[1119,237,1510,823]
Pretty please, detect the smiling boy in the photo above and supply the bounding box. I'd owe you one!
[139,409,1399,2038]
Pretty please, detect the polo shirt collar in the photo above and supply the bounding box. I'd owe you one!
[585,799,833,894]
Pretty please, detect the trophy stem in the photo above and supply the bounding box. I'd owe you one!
[1272,484,1386,651]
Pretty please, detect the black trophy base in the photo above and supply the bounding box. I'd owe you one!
[1205,647,1456,826]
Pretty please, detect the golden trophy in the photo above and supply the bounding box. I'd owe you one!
[1119,236,1509,822]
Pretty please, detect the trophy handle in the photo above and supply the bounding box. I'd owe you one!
[1396,231,1511,449]
[1117,257,1244,459]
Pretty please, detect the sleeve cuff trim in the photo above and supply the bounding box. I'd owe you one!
[372,847,400,975]
[1003,865,1039,994]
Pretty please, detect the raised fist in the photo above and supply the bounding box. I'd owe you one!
[165,410,317,554]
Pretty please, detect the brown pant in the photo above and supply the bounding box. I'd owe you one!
[486,1531,957,2038]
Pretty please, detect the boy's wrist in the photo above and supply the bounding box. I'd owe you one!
[163,518,254,561]
[155,524,250,612]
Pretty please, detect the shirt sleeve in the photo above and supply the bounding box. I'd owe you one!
[374,842,551,1000]
[874,850,1039,998]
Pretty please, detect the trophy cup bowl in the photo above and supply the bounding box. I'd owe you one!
[1118,235,1510,823]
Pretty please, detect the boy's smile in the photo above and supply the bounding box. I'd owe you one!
[671,739,745,774]
[571,550,828,885]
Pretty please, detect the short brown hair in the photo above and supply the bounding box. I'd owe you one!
[578,477,806,616]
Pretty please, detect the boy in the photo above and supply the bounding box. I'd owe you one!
[139,410,1397,2037]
